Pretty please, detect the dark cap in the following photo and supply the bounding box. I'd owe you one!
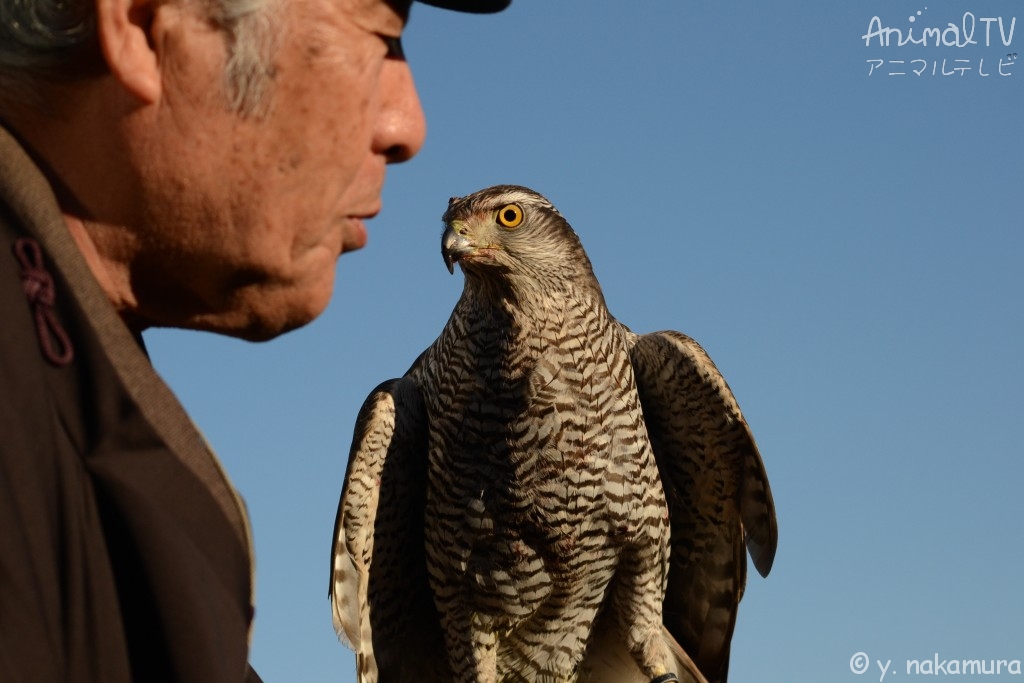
[417,0,510,12]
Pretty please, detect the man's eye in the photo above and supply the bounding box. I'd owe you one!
[382,36,405,59]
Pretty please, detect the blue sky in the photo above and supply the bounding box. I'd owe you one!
[146,2,1024,681]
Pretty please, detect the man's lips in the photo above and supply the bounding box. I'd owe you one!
[340,191,381,253]
[342,215,372,252]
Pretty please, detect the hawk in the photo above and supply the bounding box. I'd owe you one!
[330,185,777,683]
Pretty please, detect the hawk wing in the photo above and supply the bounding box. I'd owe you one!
[329,377,450,683]
[624,329,778,683]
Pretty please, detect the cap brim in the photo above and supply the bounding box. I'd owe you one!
[416,0,510,13]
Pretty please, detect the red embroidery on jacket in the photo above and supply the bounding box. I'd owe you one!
[12,237,74,366]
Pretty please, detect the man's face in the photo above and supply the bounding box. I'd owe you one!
[127,0,425,339]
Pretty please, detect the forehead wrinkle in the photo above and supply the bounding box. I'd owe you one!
[298,0,408,67]
[353,0,410,33]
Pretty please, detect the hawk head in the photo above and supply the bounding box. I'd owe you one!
[440,185,595,289]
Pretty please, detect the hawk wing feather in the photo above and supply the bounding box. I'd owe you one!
[329,378,451,683]
[624,328,778,683]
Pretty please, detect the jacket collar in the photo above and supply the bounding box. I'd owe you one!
[0,124,256,634]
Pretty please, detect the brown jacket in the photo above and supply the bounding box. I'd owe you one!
[0,125,261,681]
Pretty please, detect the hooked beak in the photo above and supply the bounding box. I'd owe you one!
[441,223,474,274]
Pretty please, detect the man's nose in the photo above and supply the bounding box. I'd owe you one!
[375,59,427,164]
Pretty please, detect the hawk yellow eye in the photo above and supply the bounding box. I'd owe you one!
[496,204,524,229]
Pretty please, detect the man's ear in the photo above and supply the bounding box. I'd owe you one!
[95,0,161,103]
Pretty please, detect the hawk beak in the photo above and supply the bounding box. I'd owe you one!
[441,223,474,275]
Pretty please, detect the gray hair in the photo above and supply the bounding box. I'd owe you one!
[0,0,277,116]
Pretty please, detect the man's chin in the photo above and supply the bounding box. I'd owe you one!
[185,285,334,342]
